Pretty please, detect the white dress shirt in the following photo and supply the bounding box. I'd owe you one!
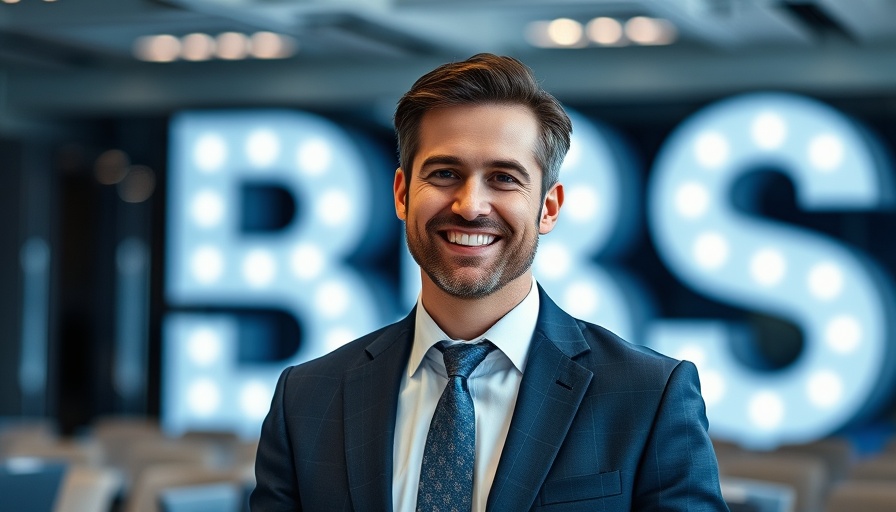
[392,279,540,512]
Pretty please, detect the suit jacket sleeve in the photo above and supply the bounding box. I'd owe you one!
[632,360,729,511]
[250,366,302,512]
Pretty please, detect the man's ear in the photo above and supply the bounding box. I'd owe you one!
[394,168,408,220]
[539,182,563,234]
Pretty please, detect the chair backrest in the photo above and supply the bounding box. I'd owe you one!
[159,482,242,512]
[0,458,67,512]
[92,417,163,473]
[53,465,122,512]
[124,463,241,512]
[0,420,56,458]
[775,437,854,484]
[717,451,827,512]
[721,476,795,512]
[825,481,896,512]
[8,439,103,467]
[178,431,241,468]
[123,441,213,484]
[848,456,896,481]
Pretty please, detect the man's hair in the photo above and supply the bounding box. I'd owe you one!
[394,53,572,197]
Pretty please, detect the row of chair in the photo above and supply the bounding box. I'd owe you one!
[4,416,896,512]
[714,437,896,512]
[1,417,257,512]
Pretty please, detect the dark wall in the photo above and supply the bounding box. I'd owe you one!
[0,139,23,416]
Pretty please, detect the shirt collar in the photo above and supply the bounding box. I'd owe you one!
[408,277,540,378]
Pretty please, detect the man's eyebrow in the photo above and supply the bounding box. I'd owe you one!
[420,155,463,168]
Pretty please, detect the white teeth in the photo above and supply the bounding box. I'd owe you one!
[448,232,495,246]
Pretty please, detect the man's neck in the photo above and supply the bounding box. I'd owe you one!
[419,272,533,340]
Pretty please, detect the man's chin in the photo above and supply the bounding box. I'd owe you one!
[439,285,497,301]
[428,270,500,300]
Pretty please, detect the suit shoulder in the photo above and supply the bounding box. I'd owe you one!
[283,316,412,380]
[538,286,680,374]
[575,318,683,376]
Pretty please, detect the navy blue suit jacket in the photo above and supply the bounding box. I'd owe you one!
[251,287,728,511]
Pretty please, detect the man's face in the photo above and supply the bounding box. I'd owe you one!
[394,103,562,299]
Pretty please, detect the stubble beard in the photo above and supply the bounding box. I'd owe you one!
[405,214,538,300]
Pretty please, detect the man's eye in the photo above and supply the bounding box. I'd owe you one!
[495,174,518,184]
[432,170,455,179]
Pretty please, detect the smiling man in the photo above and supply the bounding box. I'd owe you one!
[396,102,556,332]
[251,54,729,511]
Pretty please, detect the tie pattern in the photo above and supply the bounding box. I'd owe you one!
[416,341,495,512]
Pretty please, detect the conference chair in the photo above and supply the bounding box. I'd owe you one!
[53,465,122,512]
[774,437,854,485]
[178,430,241,468]
[158,481,244,512]
[120,439,215,489]
[717,451,828,512]
[825,480,896,512]
[847,456,896,481]
[0,419,55,458]
[720,476,795,512]
[7,438,103,467]
[123,463,244,512]
[92,417,164,481]
[0,457,67,512]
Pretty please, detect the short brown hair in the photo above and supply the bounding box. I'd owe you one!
[394,53,572,197]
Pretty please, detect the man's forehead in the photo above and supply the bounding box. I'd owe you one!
[416,104,539,151]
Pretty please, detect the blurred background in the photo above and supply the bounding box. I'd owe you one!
[4,0,896,510]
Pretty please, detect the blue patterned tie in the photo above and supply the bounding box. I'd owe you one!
[416,341,495,512]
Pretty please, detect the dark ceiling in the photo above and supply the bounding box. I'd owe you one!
[2,0,896,125]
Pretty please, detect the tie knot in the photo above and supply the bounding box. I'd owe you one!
[437,341,495,379]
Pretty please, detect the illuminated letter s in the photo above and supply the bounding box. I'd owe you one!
[648,93,896,448]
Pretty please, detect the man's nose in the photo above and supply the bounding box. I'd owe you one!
[451,180,492,220]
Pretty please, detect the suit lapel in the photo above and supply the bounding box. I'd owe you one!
[344,311,415,512]
[487,287,593,511]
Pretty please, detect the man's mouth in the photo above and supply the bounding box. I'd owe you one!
[445,231,496,247]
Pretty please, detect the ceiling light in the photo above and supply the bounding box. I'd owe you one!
[524,21,554,48]
[625,16,677,46]
[586,17,624,46]
[250,32,298,59]
[181,33,215,62]
[546,18,583,47]
[216,32,249,60]
[133,35,181,63]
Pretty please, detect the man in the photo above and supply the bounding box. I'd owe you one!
[251,53,728,511]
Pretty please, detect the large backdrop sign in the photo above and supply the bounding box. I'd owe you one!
[164,93,896,449]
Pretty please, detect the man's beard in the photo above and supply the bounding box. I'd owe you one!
[405,213,538,299]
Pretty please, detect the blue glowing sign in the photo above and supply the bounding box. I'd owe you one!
[164,96,896,446]
[648,93,896,448]
[532,111,649,341]
[165,110,390,437]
